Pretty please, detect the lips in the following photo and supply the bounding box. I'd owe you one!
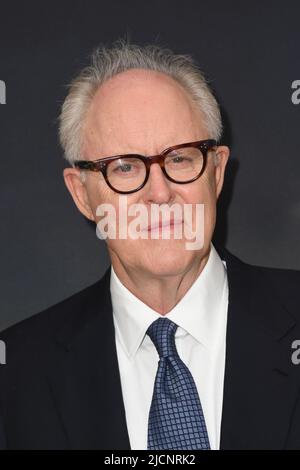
[146,219,183,232]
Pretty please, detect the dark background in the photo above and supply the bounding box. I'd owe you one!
[0,0,299,331]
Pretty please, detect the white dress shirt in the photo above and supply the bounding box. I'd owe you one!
[110,242,229,450]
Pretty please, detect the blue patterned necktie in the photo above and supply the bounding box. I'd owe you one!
[147,317,210,450]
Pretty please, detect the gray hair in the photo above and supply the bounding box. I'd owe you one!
[58,39,223,165]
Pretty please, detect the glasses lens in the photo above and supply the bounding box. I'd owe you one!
[107,157,146,192]
[164,146,204,182]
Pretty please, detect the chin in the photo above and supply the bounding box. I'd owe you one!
[142,250,194,277]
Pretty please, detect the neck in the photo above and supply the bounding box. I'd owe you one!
[109,246,211,315]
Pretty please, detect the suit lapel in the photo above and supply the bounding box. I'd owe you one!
[217,247,300,449]
[47,267,130,449]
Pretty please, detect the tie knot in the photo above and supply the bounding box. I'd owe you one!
[147,318,178,358]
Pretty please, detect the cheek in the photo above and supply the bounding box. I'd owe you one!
[198,170,217,205]
[179,173,215,204]
[92,189,142,240]
[179,178,217,238]
[87,179,120,220]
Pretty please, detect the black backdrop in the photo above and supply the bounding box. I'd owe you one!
[0,0,299,330]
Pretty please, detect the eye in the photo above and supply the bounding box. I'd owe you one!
[170,155,191,164]
[166,153,193,168]
[114,163,133,173]
[107,157,145,179]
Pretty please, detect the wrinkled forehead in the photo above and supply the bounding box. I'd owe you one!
[82,69,207,157]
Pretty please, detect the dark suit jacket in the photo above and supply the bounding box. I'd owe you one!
[1,246,300,449]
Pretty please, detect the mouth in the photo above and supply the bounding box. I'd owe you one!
[145,219,183,232]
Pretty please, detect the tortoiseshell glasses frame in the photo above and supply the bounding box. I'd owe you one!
[74,139,217,194]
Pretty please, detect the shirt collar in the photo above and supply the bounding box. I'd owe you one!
[110,242,228,358]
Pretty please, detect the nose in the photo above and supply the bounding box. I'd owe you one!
[143,162,174,204]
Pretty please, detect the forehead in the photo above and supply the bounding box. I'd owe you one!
[83,69,206,156]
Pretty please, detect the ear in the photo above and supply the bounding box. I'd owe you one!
[63,168,95,221]
[213,145,230,199]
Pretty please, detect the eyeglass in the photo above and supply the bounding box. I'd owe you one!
[74,139,217,194]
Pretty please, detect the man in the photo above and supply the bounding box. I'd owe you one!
[0,40,300,450]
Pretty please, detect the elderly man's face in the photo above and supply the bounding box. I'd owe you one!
[64,69,229,276]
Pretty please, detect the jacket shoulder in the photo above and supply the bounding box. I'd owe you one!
[222,246,300,319]
[254,264,300,316]
[0,274,108,358]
